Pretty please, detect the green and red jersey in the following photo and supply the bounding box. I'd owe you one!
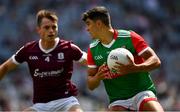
[87,29,156,103]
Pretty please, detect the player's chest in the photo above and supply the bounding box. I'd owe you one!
[92,44,128,66]
[92,47,112,66]
[27,51,71,65]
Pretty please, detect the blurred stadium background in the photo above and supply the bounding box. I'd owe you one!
[0,0,180,111]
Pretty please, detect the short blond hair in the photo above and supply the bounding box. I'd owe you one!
[36,9,58,26]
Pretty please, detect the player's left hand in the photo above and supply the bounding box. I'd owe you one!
[113,54,136,75]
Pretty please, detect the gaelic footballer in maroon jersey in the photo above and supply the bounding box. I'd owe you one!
[0,9,86,112]
[12,38,84,103]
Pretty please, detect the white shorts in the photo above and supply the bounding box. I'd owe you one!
[109,90,157,111]
[30,96,80,112]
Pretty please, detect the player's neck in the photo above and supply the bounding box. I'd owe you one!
[99,28,114,45]
[40,39,56,50]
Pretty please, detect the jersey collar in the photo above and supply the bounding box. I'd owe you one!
[101,29,118,48]
[39,37,59,54]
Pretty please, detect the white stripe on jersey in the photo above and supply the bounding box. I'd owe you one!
[78,51,87,62]
[71,43,87,62]
[11,55,20,65]
[138,47,149,56]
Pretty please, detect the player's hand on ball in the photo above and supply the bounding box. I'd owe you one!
[113,54,136,75]
[107,48,134,74]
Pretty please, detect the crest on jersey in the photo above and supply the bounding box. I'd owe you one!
[58,53,64,59]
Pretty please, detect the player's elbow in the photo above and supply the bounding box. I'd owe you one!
[88,86,95,91]
[87,80,98,91]
[87,83,96,91]
[155,57,161,68]
[157,59,161,68]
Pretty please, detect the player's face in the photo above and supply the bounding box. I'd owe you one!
[37,18,58,41]
[85,18,100,39]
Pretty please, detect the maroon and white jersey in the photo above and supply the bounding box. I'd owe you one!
[11,38,84,103]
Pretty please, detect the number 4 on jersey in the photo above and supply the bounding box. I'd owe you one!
[45,56,50,62]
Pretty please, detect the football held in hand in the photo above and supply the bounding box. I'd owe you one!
[107,48,134,71]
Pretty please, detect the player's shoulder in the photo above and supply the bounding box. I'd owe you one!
[15,40,38,53]
[116,29,131,38]
[24,40,38,48]
[89,39,100,48]
[59,39,71,44]
[59,39,80,50]
[59,39,71,47]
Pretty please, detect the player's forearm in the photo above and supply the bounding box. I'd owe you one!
[0,65,9,80]
[0,59,17,80]
[87,75,101,90]
[135,55,161,72]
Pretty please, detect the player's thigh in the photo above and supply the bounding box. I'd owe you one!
[108,105,129,111]
[140,100,164,111]
[68,104,83,112]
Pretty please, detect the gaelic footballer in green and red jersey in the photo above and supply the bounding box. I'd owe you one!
[87,29,156,103]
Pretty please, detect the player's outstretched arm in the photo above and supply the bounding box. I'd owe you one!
[0,58,18,80]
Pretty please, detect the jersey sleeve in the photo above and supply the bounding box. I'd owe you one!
[71,43,86,62]
[130,31,149,56]
[12,45,27,64]
[87,47,97,68]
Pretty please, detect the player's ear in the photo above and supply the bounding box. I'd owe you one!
[96,20,104,29]
[96,20,102,26]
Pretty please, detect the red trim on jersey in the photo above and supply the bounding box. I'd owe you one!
[139,97,157,111]
[113,29,118,40]
[130,31,148,54]
[87,47,96,66]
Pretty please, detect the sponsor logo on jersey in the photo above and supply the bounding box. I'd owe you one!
[58,53,64,59]
[34,68,64,77]
[94,55,103,60]
[29,56,38,60]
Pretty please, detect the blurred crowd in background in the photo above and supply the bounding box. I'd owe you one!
[0,0,179,111]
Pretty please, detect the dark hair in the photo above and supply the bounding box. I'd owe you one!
[36,10,58,27]
[82,6,111,27]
